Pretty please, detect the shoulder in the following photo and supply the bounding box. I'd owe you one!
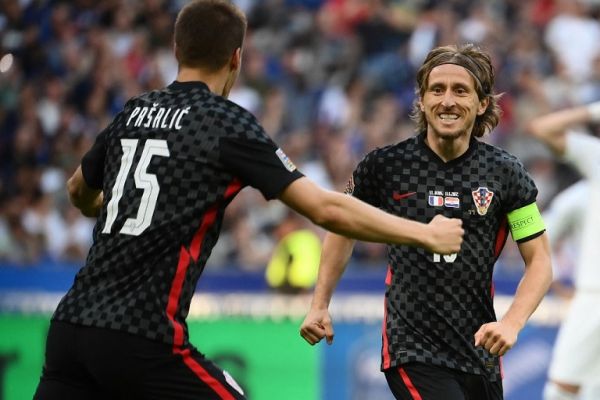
[129,88,166,105]
[210,96,266,139]
[363,136,416,162]
[477,140,525,170]
[121,88,172,114]
[212,96,260,125]
[357,144,395,172]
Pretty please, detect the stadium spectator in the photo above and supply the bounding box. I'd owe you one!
[2,0,600,268]
[265,210,322,294]
[544,0,600,84]
[527,102,600,400]
[300,44,553,400]
[33,1,463,398]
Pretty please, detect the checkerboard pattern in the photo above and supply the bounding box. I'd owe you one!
[54,81,302,346]
[350,133,538,381]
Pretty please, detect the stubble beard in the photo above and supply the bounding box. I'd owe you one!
[432,124,471,142]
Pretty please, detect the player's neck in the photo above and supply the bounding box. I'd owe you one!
[424,131,472,162]
[176,66,230,97]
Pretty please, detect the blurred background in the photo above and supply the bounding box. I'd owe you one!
[0,0,599,399]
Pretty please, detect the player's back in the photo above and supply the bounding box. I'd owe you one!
[53,81,256,344]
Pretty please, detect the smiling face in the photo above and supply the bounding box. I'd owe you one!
[419,63,489,142]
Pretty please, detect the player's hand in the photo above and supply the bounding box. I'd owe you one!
[300,308,334,346]
[425,215,464,254]
[474,321,519,356]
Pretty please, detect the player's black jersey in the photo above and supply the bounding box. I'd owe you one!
[348,133,540,381]
[53,81,303,346]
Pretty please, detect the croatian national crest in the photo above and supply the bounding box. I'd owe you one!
[472,187,494,216]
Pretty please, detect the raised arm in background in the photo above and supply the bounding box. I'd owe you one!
[526,102,600,155]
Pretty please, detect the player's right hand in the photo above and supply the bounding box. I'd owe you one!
[426,214,464,254]
[300,308,334,346]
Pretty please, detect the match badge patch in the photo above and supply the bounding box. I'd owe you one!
[344,176,355,195]
[275,148,297,172]
[472,187,494,216]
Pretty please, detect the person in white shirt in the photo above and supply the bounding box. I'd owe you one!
[543,180,587,299]
[527,102,600,400]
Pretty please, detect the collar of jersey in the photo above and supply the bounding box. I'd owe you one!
[417,131,478,168]
[168,80,210,92]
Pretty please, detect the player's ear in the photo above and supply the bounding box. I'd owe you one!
[221,48,242,98]
[173,42,180,65]
[230,48,242,72]
[419,99,425,112]
[477,97,489,115]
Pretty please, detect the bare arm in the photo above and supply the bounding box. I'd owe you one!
[278,177,463,254]
[66,166,103,218]
[504,233,553,326]
[300,233,355,345]
[290,175,464,346]
[526,103,598,155]
[474,233,552,355]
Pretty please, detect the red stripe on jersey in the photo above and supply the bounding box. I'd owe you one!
[167,246,190,347]
[385,265,392,285]
[398,367,423,400]
[175,347,236,400]
[382,295,391,369]
[224,178,243,198]
[189,207,218,262]
[189,179,242,262]
[494,217,509,258]
[491,217,508,299]
[168,179,243,346]
[165,179,245,399]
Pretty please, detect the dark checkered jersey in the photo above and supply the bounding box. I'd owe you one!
[52,81,303,346]
[347,133,540,381]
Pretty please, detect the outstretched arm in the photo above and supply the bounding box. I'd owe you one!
[67,166,103,218]
[300,233,355,345]
[526,102,600,155]
[285,175,464,345]
[278,177,463,254]
[474,233,552,356]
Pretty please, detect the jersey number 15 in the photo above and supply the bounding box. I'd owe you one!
[102,139,170,236]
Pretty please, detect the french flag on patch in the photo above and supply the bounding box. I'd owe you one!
[428,195,444,206]
[444,197,460,208]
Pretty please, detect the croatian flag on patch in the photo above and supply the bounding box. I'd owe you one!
[444,197,460,208]
[428,195,444,206]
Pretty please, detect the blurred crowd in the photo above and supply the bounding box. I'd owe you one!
[1,0,599,272]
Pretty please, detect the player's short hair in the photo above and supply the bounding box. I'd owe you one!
[410,44,502,138]
[174,0,247,72]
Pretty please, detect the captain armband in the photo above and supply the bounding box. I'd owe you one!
[507,203,545,242]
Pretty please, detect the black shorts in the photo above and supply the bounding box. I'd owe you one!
[34,320,246,400]
[384,363,503,400]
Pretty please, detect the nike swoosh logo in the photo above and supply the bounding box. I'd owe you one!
[393,191,416,200]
